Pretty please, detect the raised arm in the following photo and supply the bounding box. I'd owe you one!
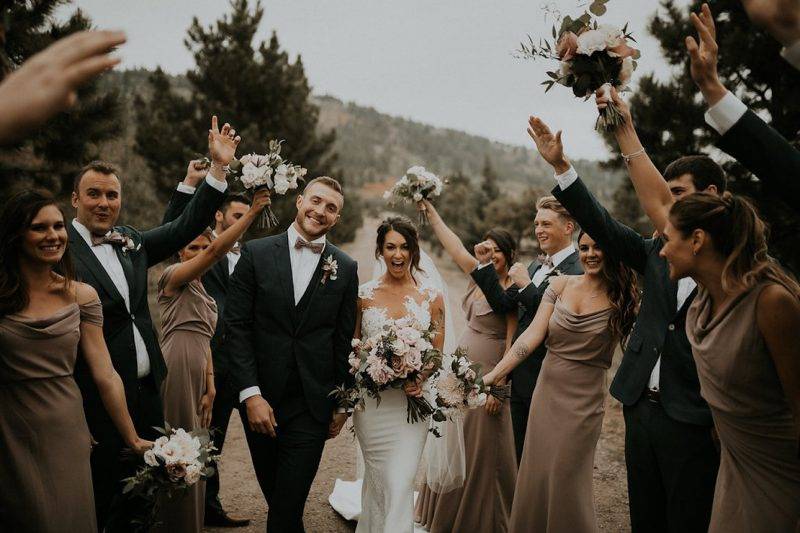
[142,116,239,266]
[595,88,673,233]
[528,116,650,273]
[161,160,209,225]
[470,244,519,314]
[162,189,269,295]
[77,285,149,454]
[758,284,800,451]
[419,199,479,274]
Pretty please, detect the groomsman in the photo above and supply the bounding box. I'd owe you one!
[70,118,238,531]
[471,196,582,462]
[528,114,722,533]
[162,165,251,527]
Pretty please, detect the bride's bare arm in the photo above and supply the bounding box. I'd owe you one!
[418,199,479,274]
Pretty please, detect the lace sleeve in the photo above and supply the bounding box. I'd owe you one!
[358,279,380,300]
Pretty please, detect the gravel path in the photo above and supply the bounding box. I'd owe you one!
[206,217,631,532]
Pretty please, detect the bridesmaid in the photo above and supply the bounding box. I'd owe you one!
[483,230,638,533]
[414,200,518,533]
[661,193,800,532]
[154,188,269,533]
[0,190,150,533]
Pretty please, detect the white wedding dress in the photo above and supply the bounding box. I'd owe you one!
[352,279,436,533]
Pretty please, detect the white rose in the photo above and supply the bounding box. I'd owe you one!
[600,25,625,48]
[413,192,423,202]
[406,165,426,177]
[576,29,607,56]
[184,463,202,485]
[144,449,158,467]
[274,175,291,195]
[239,154,253,166]
[618,56,634,87]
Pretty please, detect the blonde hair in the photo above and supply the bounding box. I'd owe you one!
[536,195,577,230]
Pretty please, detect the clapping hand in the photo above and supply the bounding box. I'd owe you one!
[686,3,727,106]
[208,115,241,168]
[527,117,570,174]
[0,30,127,145]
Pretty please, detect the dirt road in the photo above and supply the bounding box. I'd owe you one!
[206,217,631,532]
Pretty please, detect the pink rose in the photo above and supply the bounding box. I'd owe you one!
[607,41,637,59]
[556,31,579,61]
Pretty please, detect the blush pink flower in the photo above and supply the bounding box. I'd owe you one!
[556,31,579,61]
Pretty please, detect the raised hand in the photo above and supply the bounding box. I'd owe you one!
[474,240,494,264]
[508,262,532,289]
[527,116,569,174]
[686,3,727,106]
[249,187,272,214]
[183,159,209,188]
[0,30,127,145]
[208,115,241,167]
[740,0,800,46]
[595,85,633,129]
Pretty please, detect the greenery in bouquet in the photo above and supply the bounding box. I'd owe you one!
[517,0,639,131]
[383,166,445,225]
[122,424,218,532]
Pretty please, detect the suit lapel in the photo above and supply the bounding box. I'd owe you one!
[273,236,297,319]
[114,245,136,306]
[68,224,126,305]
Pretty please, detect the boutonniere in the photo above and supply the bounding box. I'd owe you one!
[546,268,563,278]
[321,254,338,284]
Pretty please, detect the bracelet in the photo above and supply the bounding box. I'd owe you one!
[622,148,646,164]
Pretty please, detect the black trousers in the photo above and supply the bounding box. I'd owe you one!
[240,391,328,533]
[91,375,164,533]
[623,396,719,533]
[204,370,239,513]
[510,396,532,464]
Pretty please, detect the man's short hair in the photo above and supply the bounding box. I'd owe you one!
[219,192,250,214]
[73,160,120,193]
[536,195,577,229]
[663,155,727,193]
[303,176,343,197]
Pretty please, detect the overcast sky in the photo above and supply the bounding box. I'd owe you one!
[61,0,690,160]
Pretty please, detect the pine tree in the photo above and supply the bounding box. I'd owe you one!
[480,155,501,205]
[135,0,361,242]
[606,0,800,271]
[0,0,123,201]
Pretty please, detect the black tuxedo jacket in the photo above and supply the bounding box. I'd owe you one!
[553,177,712,426]
[161,189,231,373]
[717,109,800,213]
[224,233,359,423]
[471,252,582,401]
[71,180,226,426]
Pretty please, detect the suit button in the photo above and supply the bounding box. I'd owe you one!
[668,324,675,331]
[130,314,135,320]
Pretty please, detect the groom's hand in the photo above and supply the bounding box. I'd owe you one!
[328,412,348,439]
[245,395,277,437]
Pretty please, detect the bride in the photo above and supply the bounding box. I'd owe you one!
[351,216,446,533]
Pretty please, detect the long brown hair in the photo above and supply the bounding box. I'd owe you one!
[0,190,75,318]
[579,230,639,349]
[669,192,799,295]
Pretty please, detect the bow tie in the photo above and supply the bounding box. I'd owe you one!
[91,231,126,247]
[537,253,554,269]
[294,236,324,254]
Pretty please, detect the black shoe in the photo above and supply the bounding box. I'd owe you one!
[204,507,251,528]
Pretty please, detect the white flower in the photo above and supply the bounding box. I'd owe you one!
[601,25,625,48]
[618,56,634,87]
[413,192,423,202]
[406,165,426,177]
[576,29,608,56]
[144,449,158,467]
[184,463,202,485]
[436,371,466,407]
[351,338,361,348]
[274,175,291,194]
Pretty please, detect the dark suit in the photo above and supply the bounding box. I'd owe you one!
[553,177,718,533]
[716,109,800,212]
[224,233,358,532]
[70,180,226,531]
[161,189,236,513]
[471,252,582,461]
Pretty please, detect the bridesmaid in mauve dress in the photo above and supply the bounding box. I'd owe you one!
[483,231,638,533]
[415,200,517,533]
[0,190,148,533]
[154,189,268,533]
[661,193,800,532]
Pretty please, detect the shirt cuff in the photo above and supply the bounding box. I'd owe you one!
[476,262,493,270]
[780,40,800,71]
[517,282,532,293]
[239,386,261,403]
[554,166,579,190]
[704,91,747,135]
[176,182,196,194]
[205,173,229,193]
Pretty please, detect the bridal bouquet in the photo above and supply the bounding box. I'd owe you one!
[518,0,639,131]
[227,139,308,228]
[383,165,444,225]
[334,317,442,424]
[430,347,510,423]
[123,425,218,531]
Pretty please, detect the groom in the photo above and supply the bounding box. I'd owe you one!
[225,176,358,532]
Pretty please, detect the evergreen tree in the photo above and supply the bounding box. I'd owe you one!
[606,0,800,270]
[0,0,122,201]
[480,155,501,205]
[135,0,361,243]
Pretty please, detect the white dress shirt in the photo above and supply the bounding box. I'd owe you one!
[781,40,800,71]
[239,222,327,404]
[530,244,576,288]
[704,91,748,136]
[211,230,240,275]
[72,219,151,378]
[552,166,697,391]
